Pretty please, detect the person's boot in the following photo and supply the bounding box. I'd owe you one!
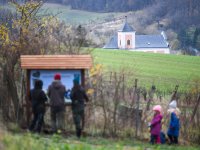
[76,130,79,138]
[76,129,82,138]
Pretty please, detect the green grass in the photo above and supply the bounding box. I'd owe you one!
[2,133,200,150]
[41,3,125,25]
[92,49,200,92]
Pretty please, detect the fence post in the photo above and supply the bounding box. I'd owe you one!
[190,94,200,123]
[135,88,140,138]
[122,74,125,101]
[134,79,138,100]
[110,72,112,83]
[171,85,179,100]
[146,85,156,111]
[134,79,140,138]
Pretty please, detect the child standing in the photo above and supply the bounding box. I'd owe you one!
[167,100,180,144]
[149,105,163,144]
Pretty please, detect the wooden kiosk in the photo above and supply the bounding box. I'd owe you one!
[20,55,92,125]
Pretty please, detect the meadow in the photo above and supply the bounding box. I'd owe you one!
[92,49,200,92]
[2,133,200,150]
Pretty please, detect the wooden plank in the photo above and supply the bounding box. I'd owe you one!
[20,55,93,69]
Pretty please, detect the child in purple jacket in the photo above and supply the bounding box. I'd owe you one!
[149,105,163,144]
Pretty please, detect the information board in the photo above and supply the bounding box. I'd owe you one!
[30,70,81,103]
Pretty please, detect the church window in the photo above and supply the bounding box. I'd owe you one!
[127,40,130,46]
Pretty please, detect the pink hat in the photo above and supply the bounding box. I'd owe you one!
[153,105,162,113]
[54,73,61,80]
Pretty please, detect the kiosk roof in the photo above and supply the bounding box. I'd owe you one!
[20,55,92,69]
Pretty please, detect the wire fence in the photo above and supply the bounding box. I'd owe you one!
[0,70,200,144]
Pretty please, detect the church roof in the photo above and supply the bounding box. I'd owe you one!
[119,22,135,32]
[135,35,169,48]
[103,35,118,49]
[103,34,169,49]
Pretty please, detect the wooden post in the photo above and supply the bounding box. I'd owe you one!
[114,72,117,84]
[146,85,156,111]
[110,72,112,83]
[135,86,140,138]
[133,79,138,137]
[133,79,138,103]
[122,74,125,101]
[81,69,85,87]
[130,78,138,111]
[190,94,200,123]
[171,85,179,100]
[26,70,31,127]
[81,69,86,130]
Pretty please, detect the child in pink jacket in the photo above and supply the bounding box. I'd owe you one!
[149,105,163,144]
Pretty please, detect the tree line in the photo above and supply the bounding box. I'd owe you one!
[1,0,200,51]
[1,0,200,19]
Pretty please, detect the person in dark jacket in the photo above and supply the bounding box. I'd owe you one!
[149,105,163,144]
[29,79,47,133]
[47,73,66,132]
[70,78,89,138]
[167,103,180,144]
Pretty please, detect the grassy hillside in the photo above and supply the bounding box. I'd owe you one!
[92,49,200,92]
[42,3,125,25]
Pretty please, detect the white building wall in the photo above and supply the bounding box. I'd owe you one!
[118,31,136,49]
[131,32,136,49]
[118,32,125,49]
[129,48,170,54]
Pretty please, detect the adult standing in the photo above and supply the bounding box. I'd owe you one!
[48,73,66,132]
[29,79,47,133]
[70,79,89,138]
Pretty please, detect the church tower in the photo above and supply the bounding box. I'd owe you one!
[118,16,136,49]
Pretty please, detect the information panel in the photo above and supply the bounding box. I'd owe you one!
[30,70,81,103]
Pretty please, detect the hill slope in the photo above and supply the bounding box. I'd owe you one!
[42,3,125,25]
[92,49,200,91]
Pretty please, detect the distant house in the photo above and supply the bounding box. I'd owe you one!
[103,17,170,54]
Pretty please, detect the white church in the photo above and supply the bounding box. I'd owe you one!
[104,17,170,54]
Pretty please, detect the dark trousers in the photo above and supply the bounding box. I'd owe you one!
[29,111,44,133]
[168,134,178,144]
[72,106,85,138]
[51,106,65,132]
[150,134,159,144]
